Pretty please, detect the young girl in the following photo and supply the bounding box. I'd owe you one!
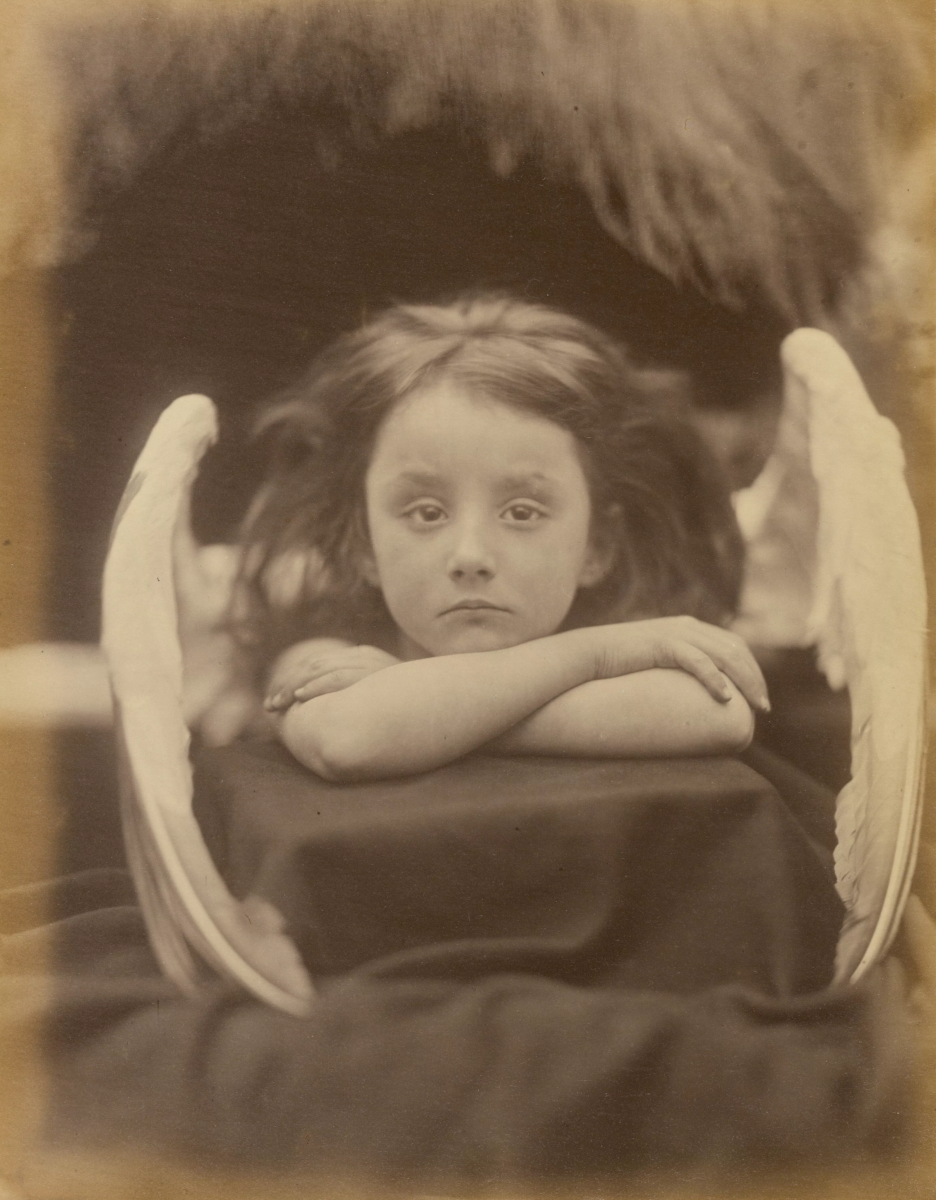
[238,294,769,782]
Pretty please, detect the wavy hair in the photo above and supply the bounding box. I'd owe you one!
[237,293,744,663]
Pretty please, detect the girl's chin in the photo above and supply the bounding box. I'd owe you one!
[442,636,517,655]
[395,617,562,659]
[420,629,534,657]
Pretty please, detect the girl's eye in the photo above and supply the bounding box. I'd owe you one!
[405,503,447,525]
[502,503,544,524]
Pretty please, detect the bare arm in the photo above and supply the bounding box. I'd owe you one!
[487,670,754,759]
[274,619,766,781]
[277,628,596,781]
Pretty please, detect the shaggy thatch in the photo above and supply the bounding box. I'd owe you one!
[1,0,931,322]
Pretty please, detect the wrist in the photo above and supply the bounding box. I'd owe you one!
[551,625,606,685]
[574,620,658,683]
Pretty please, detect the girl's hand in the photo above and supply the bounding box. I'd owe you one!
[589,617,770,713]
[265,641,400,712]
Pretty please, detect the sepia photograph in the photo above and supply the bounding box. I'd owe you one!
[0,1,933,1197]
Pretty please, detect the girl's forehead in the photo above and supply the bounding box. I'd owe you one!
[372,381,578,457]
[365,382,595,492]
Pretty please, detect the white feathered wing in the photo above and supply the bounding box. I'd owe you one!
[738,328,927,983]
[101,393,315,1015]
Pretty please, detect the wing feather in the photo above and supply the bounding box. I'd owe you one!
[780,329,927,982]
[101,394,315,1014]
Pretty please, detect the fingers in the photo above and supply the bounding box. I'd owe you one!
[673,621,769,712]
[264,675,339,710]
[264,664,329,710]
[264,647,400,710]
[668,644,733,703]
[265,689,295,712]
[708,635,769,713]
[265,650,355,708]
[638,618,768,711]
[293,669,365,701]
[265,669,374,710]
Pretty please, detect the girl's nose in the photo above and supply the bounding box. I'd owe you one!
[446,522,496,582]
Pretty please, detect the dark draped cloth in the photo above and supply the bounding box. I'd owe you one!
[192,742,842,996]
[0,746,915,1188]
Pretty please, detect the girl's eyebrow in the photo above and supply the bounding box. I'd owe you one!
[390,469,447,489]
[497,471,556,494]
[387,468,557,492]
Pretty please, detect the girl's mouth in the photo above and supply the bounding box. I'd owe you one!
[441,600,509,615]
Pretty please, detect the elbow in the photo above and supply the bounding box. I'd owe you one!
[304,732,378,784]
[714,691,755,754]
[279,703,377,782]
[298,744,361,784]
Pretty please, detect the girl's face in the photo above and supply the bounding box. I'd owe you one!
[362,382,609,658]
